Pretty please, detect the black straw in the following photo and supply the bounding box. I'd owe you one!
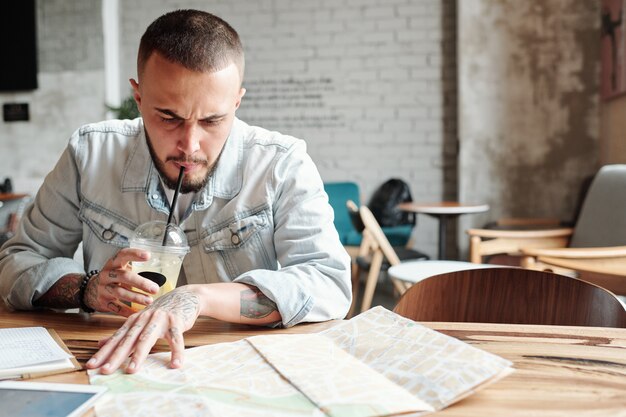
[162,166,186,246]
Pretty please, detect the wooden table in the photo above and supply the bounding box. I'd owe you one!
[1,306,625,416]
[398,202,489,260]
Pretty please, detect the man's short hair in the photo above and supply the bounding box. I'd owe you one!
[138,9,244,83]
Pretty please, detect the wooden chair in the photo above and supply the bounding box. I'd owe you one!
[467,165,626,294]
[393,268,626,328]
[524,253,626,295]
[467,225,573,264]
[347,200,428,316]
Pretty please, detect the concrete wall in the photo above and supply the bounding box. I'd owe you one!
[0,0,106,193]
[601,95,626,164]
[458,0,601,257]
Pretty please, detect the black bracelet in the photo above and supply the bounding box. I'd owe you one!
[79,270,99,313]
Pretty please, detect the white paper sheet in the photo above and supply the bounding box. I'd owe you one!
[0,327,71,370]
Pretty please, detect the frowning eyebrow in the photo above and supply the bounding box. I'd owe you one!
[155,107,227,122]
[155,108,183,119]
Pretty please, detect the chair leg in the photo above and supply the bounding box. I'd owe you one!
[390,277,408,297]
[360,250,384,312]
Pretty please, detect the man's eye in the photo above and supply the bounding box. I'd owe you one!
[160,117,178,124]
[202,119,221,126]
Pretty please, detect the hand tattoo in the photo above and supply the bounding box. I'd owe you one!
[139,323,158,341]
[169,327,180,343]
[147,287,200,326]
[108,301,122,313]
[240,287,277,319]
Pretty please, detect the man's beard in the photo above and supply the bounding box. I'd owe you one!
[145,133,216,194]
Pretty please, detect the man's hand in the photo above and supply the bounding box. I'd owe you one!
[85,282,281,374]
[83,248,160,316]
[86,286,200,374]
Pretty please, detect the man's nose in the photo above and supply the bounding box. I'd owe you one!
[178,123,201,155]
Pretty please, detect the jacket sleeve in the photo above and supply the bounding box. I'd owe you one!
[0,136,85,310]
[233,141,352,326]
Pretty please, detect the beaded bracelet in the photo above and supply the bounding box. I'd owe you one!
[79,270,99,313]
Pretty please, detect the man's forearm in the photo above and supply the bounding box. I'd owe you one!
[192,282,282,325]
[33,274,82,309]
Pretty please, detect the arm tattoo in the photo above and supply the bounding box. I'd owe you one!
[33,274,82,309]
[240,287,278,319]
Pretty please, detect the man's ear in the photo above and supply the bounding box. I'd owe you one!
[130,78,141,108]
[235,87,246,110]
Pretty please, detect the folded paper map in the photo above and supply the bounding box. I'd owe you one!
[89,307,513,417]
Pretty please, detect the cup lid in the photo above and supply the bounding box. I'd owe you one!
[131,220,189,253]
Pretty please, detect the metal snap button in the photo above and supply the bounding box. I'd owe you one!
[102,229,114,240]
[151,193,159,200]
[231,233,240,245]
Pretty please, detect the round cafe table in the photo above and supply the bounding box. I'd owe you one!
[388,260,506,287]
[398,202,489,260]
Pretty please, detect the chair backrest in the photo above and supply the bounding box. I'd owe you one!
[324,182,362,246]
[393,268,626,328]
[570,164,626,248]
[358,203,401,266]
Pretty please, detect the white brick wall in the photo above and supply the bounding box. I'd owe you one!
[0,0,456,259]
[115,0,457,258]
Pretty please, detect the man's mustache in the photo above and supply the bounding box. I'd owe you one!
[165,156,209,166]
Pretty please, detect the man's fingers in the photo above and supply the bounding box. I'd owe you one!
[127,322,162,373]
[96,321,147,374]
[86,319,136,370]
[103,284,154,308]
[105,248,150,269]
[167,323,186,369]
[106,299,137,317]
[101,269,159,295]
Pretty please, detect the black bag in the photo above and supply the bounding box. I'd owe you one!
[368,179,415,227]
[0,178,12,193]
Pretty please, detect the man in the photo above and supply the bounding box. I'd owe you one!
[0,10,351,374]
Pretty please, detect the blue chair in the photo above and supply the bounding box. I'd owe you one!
[324,182,363,246]
[324,182,414,247]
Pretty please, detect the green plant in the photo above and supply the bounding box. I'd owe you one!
[106,95,140,120]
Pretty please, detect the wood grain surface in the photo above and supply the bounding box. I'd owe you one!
[1,305,625,416]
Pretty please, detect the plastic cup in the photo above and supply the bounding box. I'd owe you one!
[129,220,189,308]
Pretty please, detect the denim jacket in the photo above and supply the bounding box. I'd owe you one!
[0,118,351,326]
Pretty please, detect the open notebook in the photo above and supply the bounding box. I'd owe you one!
[0,327,81,380]
[89,307,512,417]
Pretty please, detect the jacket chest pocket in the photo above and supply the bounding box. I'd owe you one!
[79,205,136,248]
[202,210,276,279]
